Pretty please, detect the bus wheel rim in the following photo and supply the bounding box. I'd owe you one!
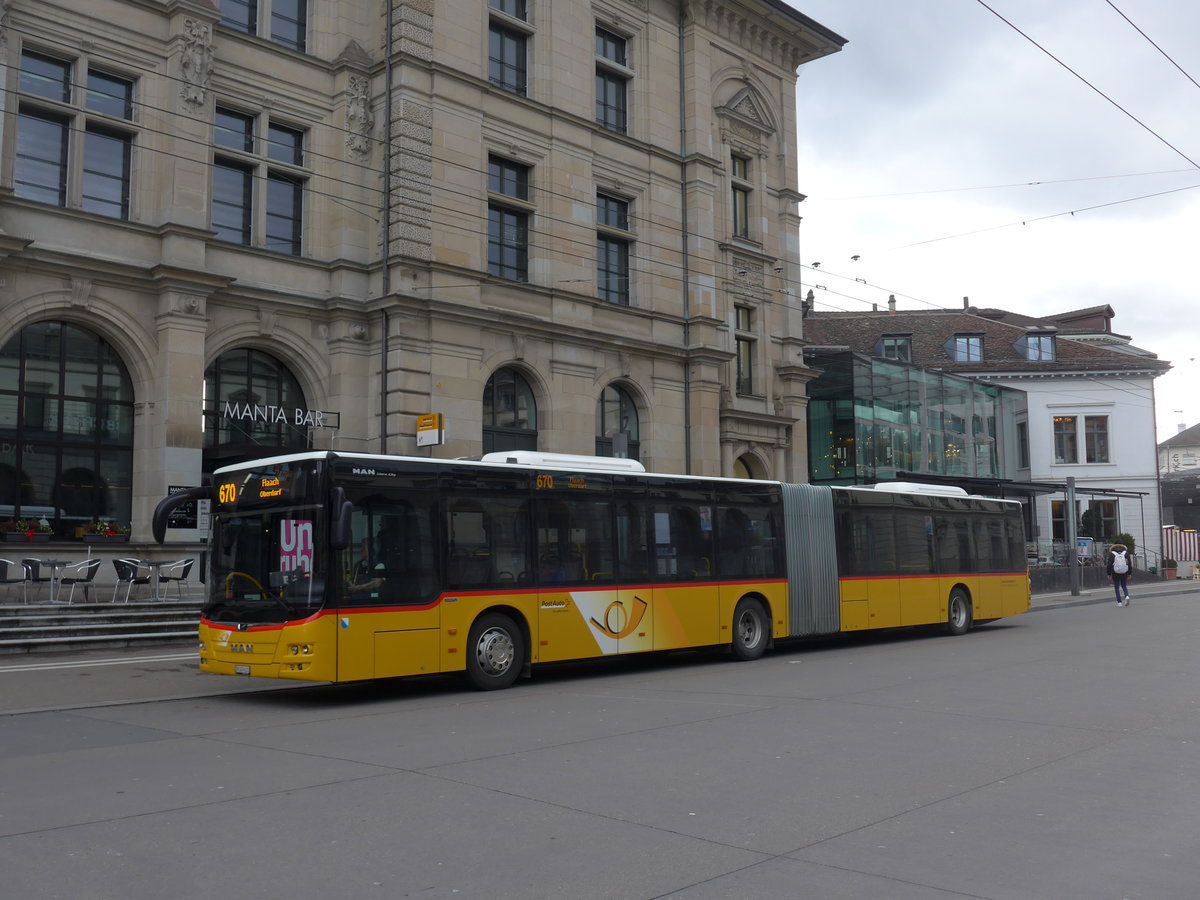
[737,610,760,646]
[950,596,967,628]
[477,627,515,675]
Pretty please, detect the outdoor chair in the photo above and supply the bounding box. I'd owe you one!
[61,558,102,604]
[112,557,152,603]
[0,558,30,604]
[158,558,194,600]
[22,558,52,603]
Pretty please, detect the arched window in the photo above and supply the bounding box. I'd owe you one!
[595,384,639,460]
[204,348,308,467]
[482,367,537,453]
[0,322,134,536]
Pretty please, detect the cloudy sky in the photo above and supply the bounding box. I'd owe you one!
[788,0,1200,442]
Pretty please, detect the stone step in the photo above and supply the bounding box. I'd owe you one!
[0,600,202,654]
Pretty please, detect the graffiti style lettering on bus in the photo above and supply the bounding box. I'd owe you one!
[280,519,313,573]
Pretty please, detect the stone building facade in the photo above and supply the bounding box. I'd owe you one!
[0,0,843,545]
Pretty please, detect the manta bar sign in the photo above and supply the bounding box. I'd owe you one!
[221,402,340,429]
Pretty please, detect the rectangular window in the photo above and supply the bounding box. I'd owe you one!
[220,0,305,52]
[597,238,629,305]
[1017,421,1030,469]
[595,27,629,134]
[735,307,754,395]
[490,0,526,17]
[271,0,307,51]
[15,110,69,206]
[731,154,751,239]
[880,336,911,363]
[267,122,304,165]
[213,109,307,254]
[489,23,527,94]
[86,71,134,119]
[1085,415,1110,464]
[266,171,303,255]
[732,186,750,238]
[82,126,132,219]
[488,207,528,281]
[950,335,983,362]
[1018,333,1055,360]
[488,156,531,281]
[19,50,71,101]
[15,51,136,220]
[597,193,631,305]
[216,107,255,151]
[488,156,529,200]
[1053,415,1078,464]
[220,0,257,32]
[212,160,253,245]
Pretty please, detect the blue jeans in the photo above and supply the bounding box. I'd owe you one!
[1112,573,1129,600]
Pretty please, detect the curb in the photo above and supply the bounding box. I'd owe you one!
[1032,581,1198,612]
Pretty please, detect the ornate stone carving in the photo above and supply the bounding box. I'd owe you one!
[345,75,374,156]
[69,278,93,307]
[179,19,212,107]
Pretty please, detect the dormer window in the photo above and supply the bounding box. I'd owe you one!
[1015,331,1055,361]
[946,334,983,362]
[876,335,911,363]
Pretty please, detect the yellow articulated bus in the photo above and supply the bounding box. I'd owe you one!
[153,451,1030,690]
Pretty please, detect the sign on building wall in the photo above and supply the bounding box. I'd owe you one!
[416,413,444,447]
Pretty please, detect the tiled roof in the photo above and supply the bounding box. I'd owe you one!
[801,308,1170,376]
[1160,423,1200,448]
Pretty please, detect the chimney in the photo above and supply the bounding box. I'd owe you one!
[888,294,896,313]
[963,296,969,309]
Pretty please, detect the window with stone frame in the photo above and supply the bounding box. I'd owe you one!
[15,49,136,220]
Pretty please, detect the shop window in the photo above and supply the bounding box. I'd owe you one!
[203,348,309,465]
[0,322,134,537]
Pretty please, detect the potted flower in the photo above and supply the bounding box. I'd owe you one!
[1,518,54,542]
[81,521,131,543]
[1163,558,1178,580]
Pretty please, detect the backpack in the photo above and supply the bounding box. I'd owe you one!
[1112,550,1128,574]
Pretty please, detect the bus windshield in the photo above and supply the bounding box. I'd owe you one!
[204,460,328,625]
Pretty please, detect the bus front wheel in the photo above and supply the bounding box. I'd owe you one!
[946,589,973,636]
[730,598,769,661]
[466,612,524,690]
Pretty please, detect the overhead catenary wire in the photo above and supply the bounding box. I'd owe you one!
[5,20,1180,334]
[973,0,1200,171]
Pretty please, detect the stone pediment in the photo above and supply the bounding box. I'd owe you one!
[720,88,774,136]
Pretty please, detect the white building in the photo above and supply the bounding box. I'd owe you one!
[803,303,1170,565]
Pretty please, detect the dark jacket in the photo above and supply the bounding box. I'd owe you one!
[1105,546,1134,576]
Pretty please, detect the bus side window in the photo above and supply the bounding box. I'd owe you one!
[615,502,648,581]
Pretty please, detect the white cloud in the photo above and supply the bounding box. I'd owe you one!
[791,0,1200,441]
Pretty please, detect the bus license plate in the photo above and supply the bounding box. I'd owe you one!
[235,665,250,675]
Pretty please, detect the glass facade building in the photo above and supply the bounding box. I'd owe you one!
[806,351,1024,486]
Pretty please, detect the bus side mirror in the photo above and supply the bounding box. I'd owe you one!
[152,485,212,544]
[330,487,353,550]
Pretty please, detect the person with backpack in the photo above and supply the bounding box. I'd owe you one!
[1105,543,1133,606]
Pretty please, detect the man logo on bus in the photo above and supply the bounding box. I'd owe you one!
[589,596,649,640]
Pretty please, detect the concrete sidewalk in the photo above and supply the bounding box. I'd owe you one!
[1031,576,1200,611]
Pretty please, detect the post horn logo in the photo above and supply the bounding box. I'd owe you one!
[589,596,649,639]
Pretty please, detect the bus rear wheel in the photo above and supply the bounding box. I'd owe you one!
[946,589,972,636]
[731,598,769,661]
[466,613,524,690]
